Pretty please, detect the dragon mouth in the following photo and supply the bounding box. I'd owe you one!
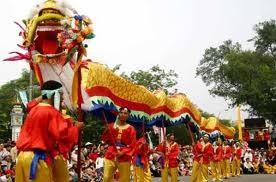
[34,24,64,58]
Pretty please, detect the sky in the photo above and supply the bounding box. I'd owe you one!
[0,0,276,121]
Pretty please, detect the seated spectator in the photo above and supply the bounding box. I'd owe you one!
[258,129,264,141]
[4,169,14,181]
[150,160,161,177]
[243,158,254,174]
[271,128,276,142]
[252,157,260,173]
[178,161,185,176]
[243,129,250,142]
[89,148,99,162]
[0,144,9,161]
[1,154,12,172]
[71,147,78,165]
[255,131,261,141]
[10,141,17,163]
[0,175,8,182]
[68,164,78,182]
[260,154,267,168]
[264,130,271,143]
[95,152,104,181]
[263,161,275,174]
[267,151,276,166]
[271,142,276,152]
[243,149,253,162]
[258,160,265,174]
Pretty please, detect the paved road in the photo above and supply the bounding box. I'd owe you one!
[152,174,276,182]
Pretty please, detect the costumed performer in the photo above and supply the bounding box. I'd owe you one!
[101,107,137,182]
[190,137,203,182]
[232,142,242,177]
[156,133,180,182]
[133,132,153,182]
[25,92,83,182]
[212,138,223,181]
[52,102,82,182]
[222,140,232,179]
[190,134,213,182]
[15,80,82,182]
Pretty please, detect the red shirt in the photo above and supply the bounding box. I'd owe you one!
[264,132,271,141]
[156,141,180,168]
[202,142,213,164]
[236,147,242,160]
[192,142,202,162]
[24,100,79,159]
[133,137,150,168]
[214,146,223,161]
[243,131,250,142]
[192,142,213,164]
[167,142,180,168]
[223,145,232,159]
[16,103,69,152]
[57,115,79,159]
[102,122,136,162]
[89,153,99,161]
[26,100,39,113]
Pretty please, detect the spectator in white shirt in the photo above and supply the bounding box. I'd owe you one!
[243,149,253,162]
[10,142,17,163]
[243,158,254,174]
[95,153,104,171]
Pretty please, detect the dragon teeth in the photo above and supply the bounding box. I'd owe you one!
[37,26,64,31]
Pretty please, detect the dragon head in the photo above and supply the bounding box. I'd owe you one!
[23,0,94,64]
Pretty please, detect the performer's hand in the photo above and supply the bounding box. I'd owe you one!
[142,140,147,145]
[103,125,109,132]
[116,151,124,158]
[35,95,43,103]
[76,122,84,129]
[150,149,155,154]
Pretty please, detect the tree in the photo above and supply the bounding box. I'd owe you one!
[0,69,40,141]
[253,20,276,57]
[196,20,276,124]
[120,65,178,93]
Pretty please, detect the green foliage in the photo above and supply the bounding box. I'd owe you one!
[197,20,276,124]
[253,20,276,57]
[120,65,178,93]
[167,124,192,145]
[82,113,105,143]
[0,69,39,140]
[220,119,232,127]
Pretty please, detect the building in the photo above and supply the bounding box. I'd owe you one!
[10,104,24,142]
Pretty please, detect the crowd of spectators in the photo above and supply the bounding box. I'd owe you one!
[67,140,276,181]
[241,142,276,174]
[66,142,194,181]
[0,139,16,182]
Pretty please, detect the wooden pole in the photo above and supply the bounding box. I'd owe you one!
[161,120,165,143]
[142,120,145,137]
[186,123,195,145]
[77,107,83,181]
[77,65,83,181]
[101,110,117,152]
